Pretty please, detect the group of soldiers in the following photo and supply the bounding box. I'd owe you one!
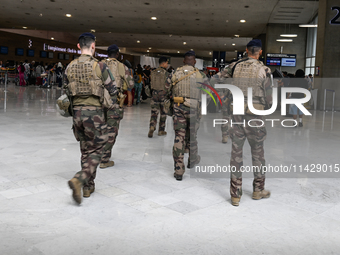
[62,32,271,207]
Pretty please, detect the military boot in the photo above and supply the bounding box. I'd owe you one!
[68,178,82,205]
[174,173,183,181]
[231,197,241,206]
[222,136,228,144]
[158,131,167,136]
[252,190,271,200]
[83,186,95,198]
[187,155,201,169]
[148,126,155,138]
[100,161,114,169]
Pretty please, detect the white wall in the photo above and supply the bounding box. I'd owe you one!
[140,56,159,68]
[170,57,204,70]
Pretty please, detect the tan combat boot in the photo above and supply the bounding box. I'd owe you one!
[222,136,228,144]
[158,131,167,136]
[68,178,82,205]
[252,190,271,200]
[231,197,241,206]
[148,127,155,138]
[83,186,95,198]
[100,161,114,169]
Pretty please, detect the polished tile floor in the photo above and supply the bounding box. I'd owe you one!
[0,84,340,255]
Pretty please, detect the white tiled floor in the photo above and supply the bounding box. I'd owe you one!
[0,84,340,254]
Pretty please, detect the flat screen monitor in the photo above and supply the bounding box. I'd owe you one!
[48,52,54,59]
[58,53,64,60]
[27,49,35,57]
[0,46,8,55]
[281,58,296,67]
[64,54,70,60]
[266,57,281,66]
[16,48,24,56]
[40,51,47,58]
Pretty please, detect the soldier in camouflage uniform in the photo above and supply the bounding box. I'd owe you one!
[148,57,169,138]
[100,44,134,168]
[65,33,117,205]
[217,39,272,206]
[165,51,209,181]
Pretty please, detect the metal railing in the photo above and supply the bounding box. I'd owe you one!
[323,89,336,112]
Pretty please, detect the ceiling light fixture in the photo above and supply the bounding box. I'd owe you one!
[299,24,318,27]
[240,19,246,23]
[51,37,54,40]
[66,14,72,17]
[280,34,298,37]
[183,42,186,45]
[234,35,239,37]
[235,50,238,52]
[91,29,96,33]
[177,51,180,53]
[232,43,236,46]
[190,49,193,51]
[151,17,157,20]
[149,47,152,49]
[276,39,293,42]
[209,52,212,55]
[137,40,140,43]
[147,50,150,52]
[23,26,27,29]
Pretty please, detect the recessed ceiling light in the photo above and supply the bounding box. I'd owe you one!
[234,34,239,37]
[137,40,140,43]
[183,42,186,45]
[232,43,236,46]
[280,34,298,37]
[209,52,212,55]
[235,50,238,52]
[177,51,180,53]
[91,29,96,33]
[51,37,54,40]
[151,17,157,20]
[108,32,111,33]
[299,24,317,27]
[39,13,43,17]
[224,43,226,46]
[23,27,27,29]
[190,49,193,51]
[276,39,293,42]
[66,14,72,17]
[147,50,150,52]
[240,19,246,23]
[149,47,152,49]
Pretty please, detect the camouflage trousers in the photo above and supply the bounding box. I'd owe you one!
[149,90,167,131]
[101,105,124,164]
[221,109,230,137]
[72,106,108,189]
[230,114,267,198]
[173,103,199,175]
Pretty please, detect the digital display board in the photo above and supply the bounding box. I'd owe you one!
[16,48,24,56]
[266,57,281,66]
[40,51,47,58]
[27,49,35,57]
[58,53,64,60]
[48,52,54,59]
[64,54,70,60]
[281,58,296,67]
[0,46,8,55]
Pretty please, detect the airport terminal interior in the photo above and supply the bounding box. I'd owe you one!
[1,0,340,254]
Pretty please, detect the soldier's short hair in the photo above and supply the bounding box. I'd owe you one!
[159,57,168,64]
[79,37,95,49]
[247,46,261,55]
[108,50,119,58]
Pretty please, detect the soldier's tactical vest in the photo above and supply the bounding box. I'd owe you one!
[103,58,127,91]
[150,67,168,90]
[171,65,203,99]
[66,56,103,98]
[232,58,267,103]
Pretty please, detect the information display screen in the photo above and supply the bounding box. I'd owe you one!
[40,51,47,58]
[27,49,35,57]
[16,48,24,56]
[266,57,281,66]
[281,58,296,67]
[0,46,8,55]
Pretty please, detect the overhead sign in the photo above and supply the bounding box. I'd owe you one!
[330,6,340,24]
[43,43,81,54]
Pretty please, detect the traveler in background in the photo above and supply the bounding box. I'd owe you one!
[134,64,143,105]
[18,62,26,86]
[56,62,63,88]
[124,60,134,107]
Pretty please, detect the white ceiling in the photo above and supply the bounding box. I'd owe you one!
[0,0,318,60]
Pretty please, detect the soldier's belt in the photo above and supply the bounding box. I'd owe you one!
[173,97,184,106]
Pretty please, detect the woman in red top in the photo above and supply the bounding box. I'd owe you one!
[17,62,26,86]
